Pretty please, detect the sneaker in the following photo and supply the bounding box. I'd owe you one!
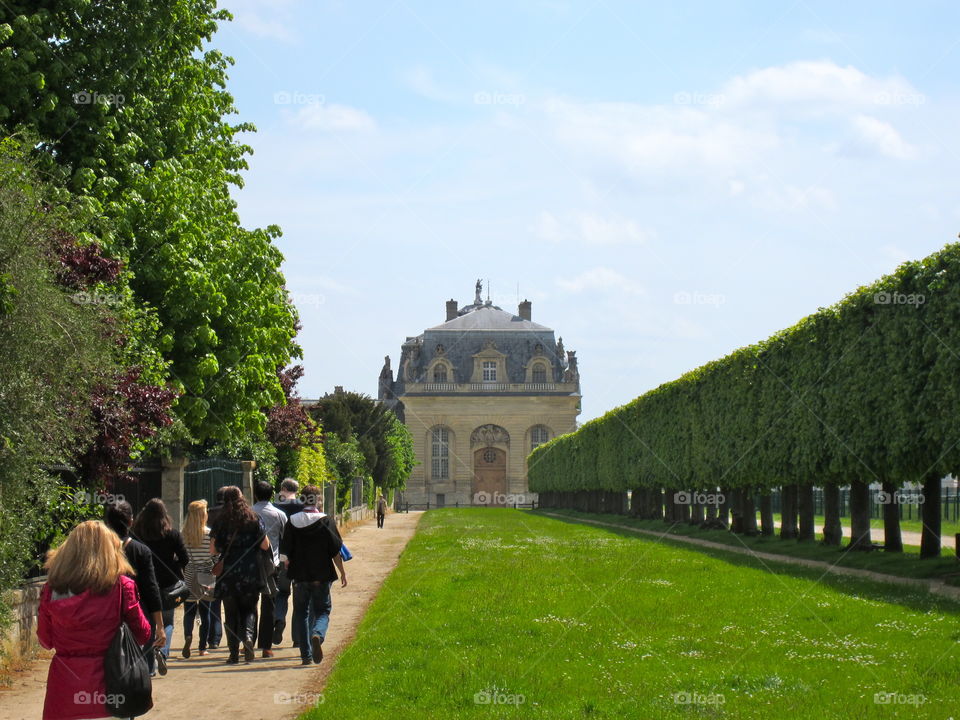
[272,621,284,646]
[155,649,167,676]
[198,649,208,657]
[262,649,274,658]
[310,635,323,664]
[301,657,312,666]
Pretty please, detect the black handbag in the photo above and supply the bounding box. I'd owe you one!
[256,545,278,598]
[161,579,191,610]
[104,581,153,717]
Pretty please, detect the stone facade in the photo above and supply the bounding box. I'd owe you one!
[379,283,581,507]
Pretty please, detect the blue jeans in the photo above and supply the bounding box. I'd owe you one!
[292,581,333,660]
[183,600,213,649]
[209,599,223,646]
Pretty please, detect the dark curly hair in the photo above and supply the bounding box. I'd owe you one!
[218,485,259,532]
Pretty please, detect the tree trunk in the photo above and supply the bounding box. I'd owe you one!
[848,480,874,551]
[780,484,798,539]
[759,494,774,536]
[648,488,663,520]
[741,489,758,535]
[882,481,903,553]
[630,488,644,517]
[676,492,691,523]
[729,488,744,533]
[822,483,843,546]
[920,474,941,559]
[797,484,815,541]
[664,489,677,522]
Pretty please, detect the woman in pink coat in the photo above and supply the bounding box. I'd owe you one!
[38,520,152,720]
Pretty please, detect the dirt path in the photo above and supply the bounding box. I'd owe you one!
[0,511,423,720]
[771,520,944,548]
[539,512,960,602]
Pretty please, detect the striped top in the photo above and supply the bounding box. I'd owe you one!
[183,528,213,601]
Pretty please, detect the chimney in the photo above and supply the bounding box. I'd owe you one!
[446,299,458,321]
[518,299,532,321]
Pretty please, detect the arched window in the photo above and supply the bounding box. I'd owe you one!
[433,365,448,383]
[530,425,550,451]
[532,363,547,383]
[431,427,450,479]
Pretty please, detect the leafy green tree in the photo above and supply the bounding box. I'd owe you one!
[0,1,299,448]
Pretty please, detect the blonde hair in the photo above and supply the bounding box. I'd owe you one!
[46,520,134,596]
[183,499,209,548]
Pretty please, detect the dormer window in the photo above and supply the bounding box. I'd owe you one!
[482,361,497,382]
[532,363,547,383]
[433,365,448,383]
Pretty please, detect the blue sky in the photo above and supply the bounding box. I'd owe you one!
[212,0,960,421]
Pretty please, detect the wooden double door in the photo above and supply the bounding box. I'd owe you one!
[472,447,506,506]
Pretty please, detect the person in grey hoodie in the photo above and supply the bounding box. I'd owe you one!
[279,485,346,665]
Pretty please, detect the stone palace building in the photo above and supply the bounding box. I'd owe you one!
[378,282,581,507]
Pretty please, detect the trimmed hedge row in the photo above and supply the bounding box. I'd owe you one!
[529,242,960,554]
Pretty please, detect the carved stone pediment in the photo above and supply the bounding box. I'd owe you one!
[471,424,510,448]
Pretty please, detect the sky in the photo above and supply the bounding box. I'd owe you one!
[211,0,960,422]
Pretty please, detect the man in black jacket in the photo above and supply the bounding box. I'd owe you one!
[279,485,346,665]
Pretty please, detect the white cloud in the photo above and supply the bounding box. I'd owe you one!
[722,60,917,109]
[226,0,299,41]
[293,103,377,132]
[556,267,644,295]
[401,66,460,103]
[852,115,916,159]
[535,211,652,246]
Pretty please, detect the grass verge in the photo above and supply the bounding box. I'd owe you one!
[302,509,960,720]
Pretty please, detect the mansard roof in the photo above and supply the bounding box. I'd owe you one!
[427,303,550,332]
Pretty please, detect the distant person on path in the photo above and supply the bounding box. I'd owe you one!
[104,500,165,658]
[376,492,388,528]
[279,484,347,665]
[253,480,286,658]
[211,485,270,664]
[182,499,215,658]
[38,520,152,720]
[272,478,304,646]
[132,498,189,676]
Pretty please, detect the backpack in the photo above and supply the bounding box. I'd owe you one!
[104,580,153,717]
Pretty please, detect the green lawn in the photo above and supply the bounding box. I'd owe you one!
[304,509,960,720]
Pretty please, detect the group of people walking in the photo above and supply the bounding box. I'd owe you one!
[36,478,350,719]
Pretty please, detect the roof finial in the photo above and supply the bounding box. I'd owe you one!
[486,279,491,304]
[475,278,483,305]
